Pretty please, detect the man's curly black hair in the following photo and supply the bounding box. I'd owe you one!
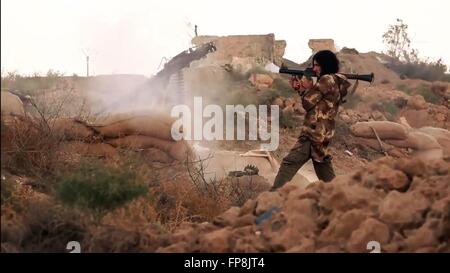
[312,50,340,77]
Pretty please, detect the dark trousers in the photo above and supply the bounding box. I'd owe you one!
[271,137,335,190]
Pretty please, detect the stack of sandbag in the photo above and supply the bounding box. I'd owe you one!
[50,112,192,161]
[350,121,449,159]
[88,113,192,161]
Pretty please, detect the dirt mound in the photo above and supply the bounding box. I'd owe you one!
[156,157,449,252]
[337,51,400,84]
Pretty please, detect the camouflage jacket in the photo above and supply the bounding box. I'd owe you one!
[298,74,351,162]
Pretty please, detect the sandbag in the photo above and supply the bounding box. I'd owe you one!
[106,135,192,161]
[50,118,95,141]
[1,92,25,116]
[92,112,176,126]
[90,115,175,140]
[354,137,395,151]
[350,121,409,140]
[417,127,450,156]
[386,131,442,151]
[411,148,444,161]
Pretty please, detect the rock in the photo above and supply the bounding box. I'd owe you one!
[284,198,318,220]
[393,157,427,179]
[232,214,256,228]
[370,164,410,191]
[197,227,232,252]
[404,224,438,249]
[170,227,196,243]
[156,242,189,253]
[409,176,450,202]
[234,235,268,252]
[213,206,240,227]
[407,95,427,110]
[346,218,390,252]
[239,199,257,216]
[320,209,368,244]
[284,237,316,252]
[379,191,430,229]
[320,183,381,212]
[264,214,316,250]
[255,191,283,216]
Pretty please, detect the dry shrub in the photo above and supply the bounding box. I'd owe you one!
[20,203,87,252]
[226,176,271,206]
[82,197,163,252]
[1,182,88,252]
[1,117,61,178]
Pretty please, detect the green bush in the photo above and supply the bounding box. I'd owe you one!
[396,83,441,104]
[56,161,147,211]
[389,59,449,82]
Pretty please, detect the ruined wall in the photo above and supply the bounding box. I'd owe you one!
[308,39,337,53]
[192,34,286,66]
